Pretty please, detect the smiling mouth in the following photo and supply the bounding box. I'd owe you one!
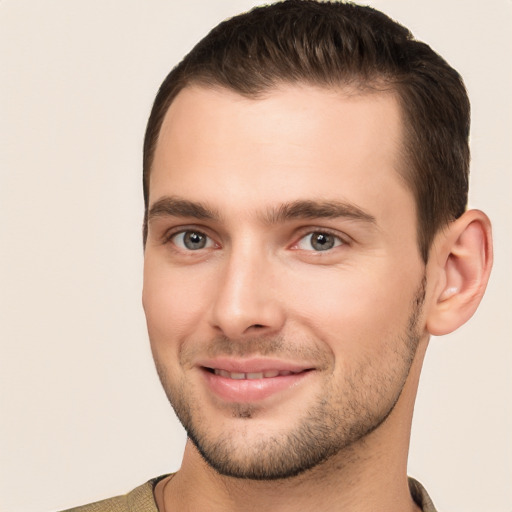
[201,365,313,402]
[207,368,303,380]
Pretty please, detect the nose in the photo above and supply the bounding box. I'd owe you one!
[208,244,285,340]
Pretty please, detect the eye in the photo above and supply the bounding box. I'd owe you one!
[296,231,343,252]
[171,230,214,250]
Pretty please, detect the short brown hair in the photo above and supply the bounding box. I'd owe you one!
[143,0,470,262]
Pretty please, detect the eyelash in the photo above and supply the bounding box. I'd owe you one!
[292,229,346,252]
[163,228,217,252]
[163,226,348,254]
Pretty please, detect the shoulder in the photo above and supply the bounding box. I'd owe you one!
[408,477,438,512]
[59,476,168,512]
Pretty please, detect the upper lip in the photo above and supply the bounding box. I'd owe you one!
[197,357,314,374]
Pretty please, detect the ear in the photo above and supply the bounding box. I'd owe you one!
[426,209,493,336]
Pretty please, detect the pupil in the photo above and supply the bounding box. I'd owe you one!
[312,233,334,251]
[185,232,206,249]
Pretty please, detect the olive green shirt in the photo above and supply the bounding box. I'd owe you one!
[61,475,437,511]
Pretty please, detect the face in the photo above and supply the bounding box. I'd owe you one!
[143,85,427,480]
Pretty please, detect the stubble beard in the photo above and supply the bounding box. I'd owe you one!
[153,277,426,481]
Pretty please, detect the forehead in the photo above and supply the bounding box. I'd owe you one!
[150,84,410,219]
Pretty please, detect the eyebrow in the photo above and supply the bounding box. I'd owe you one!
[148,196,219,222]
[147,196,376,225]
[263,200,376,225]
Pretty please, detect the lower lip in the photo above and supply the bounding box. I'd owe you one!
[202,369,311,403]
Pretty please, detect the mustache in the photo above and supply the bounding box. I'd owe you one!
[180,334,329,365]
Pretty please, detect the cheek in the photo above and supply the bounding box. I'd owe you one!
[282,264,418,357]
[142,258,213,349]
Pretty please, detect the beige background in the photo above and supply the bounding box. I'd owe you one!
[1,1,511,511]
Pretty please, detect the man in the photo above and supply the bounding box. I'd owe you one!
[65,1,492,511]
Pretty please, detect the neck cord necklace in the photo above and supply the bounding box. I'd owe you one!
[161,475,173,512]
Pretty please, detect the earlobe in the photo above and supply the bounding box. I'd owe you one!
[426,209,493,336]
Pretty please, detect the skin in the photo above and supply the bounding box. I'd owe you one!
[143,85,492,512]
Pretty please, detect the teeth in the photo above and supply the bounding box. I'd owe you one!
[213,369,297,379]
